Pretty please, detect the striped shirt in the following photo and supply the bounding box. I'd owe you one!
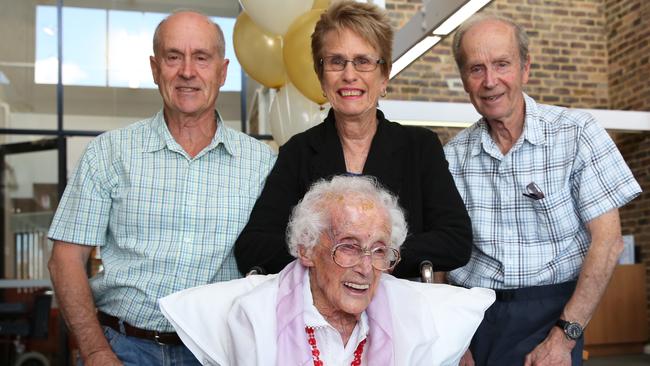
[444,94,641,289]
[49,110,276,331]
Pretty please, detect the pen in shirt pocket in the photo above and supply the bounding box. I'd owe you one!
[523,182,545,200]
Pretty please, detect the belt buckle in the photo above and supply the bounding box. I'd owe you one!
[154,331,166,346]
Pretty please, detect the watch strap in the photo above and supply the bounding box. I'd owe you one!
[555,319,583,340]
[555,318,569,329]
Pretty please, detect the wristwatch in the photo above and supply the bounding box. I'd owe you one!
[555,319,583,340]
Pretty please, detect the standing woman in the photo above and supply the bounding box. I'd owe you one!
[235,0,471,279]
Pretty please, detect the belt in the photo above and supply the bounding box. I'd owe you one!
[97,311,182,345]
[494,281,577,302]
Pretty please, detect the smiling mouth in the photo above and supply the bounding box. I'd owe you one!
[339,89,363,97]
[176,86,200,92]
[344,282,369,291]
[481,93,502,102]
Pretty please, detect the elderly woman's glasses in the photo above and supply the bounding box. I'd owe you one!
[321,56,385,72]
[331,243,400,271]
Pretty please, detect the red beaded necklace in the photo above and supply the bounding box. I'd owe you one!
[305,326,367,366]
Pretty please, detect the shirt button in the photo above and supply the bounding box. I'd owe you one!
[183,236,193,243]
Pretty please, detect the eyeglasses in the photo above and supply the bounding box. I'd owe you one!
[320,56,385,72]
[331,243,401,271]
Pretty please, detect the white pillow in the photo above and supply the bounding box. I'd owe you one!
[159,275,276,365]
[386,278,496,365]
[160,274,495,366]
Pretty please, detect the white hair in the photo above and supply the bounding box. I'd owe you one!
[286,175,408,257]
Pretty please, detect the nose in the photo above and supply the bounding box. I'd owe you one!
[483,67,497,89]
[354,254,374,274]
[342,61,357,82]
[180,59,196,79]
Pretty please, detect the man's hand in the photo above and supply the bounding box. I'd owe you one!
[85,349,123,366]
[524,326,574,366]
[459,348,475,366]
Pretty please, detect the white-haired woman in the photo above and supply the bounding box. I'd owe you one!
[160,176,494,366]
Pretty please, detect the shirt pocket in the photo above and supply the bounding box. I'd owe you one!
[531,188,580,243]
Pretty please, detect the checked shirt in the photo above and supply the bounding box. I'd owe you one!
[49,110,276,331]
[444,94,641,289]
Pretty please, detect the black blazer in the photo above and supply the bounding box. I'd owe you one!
[235,109,472,278]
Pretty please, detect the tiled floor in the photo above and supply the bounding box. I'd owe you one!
[584,354,650,366]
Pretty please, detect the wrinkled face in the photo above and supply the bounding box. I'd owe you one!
[459,20,530,126]
[301,199,391,318]
[319,28,388,122]
[150,12,228,120]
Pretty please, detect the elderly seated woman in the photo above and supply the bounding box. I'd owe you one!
[160,176,494,366]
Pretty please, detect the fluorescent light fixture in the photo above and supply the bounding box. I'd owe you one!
[433,0,492,35]
[390,36,440,79]
[390,0,493,79]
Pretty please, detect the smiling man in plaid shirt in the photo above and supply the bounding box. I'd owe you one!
[47,11,275,366]
[444,14,641,366]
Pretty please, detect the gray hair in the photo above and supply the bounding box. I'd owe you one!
[452,14,529,71]
[286,175,408,257]
[153,9,225,58]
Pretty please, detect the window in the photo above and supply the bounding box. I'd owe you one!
[35,6,241,91]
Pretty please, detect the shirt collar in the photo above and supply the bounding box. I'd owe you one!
[143,110,239,157]
[521,93,545,146]
[470,92,545,157]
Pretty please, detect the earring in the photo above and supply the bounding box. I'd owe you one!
[380,89,387,97]
[322,91,327,97]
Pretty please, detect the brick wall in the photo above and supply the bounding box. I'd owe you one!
[384,0,650,333]
[606,0,650,110]
[606,0,650,330]
[386,0,610,108]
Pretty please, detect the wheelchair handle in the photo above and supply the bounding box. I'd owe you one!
[246,266,266,276]
[420,261,434,283]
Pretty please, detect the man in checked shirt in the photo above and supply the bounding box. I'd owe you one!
[47,10,275,366]
[444,14,641,366]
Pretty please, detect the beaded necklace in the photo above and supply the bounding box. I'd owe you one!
[305,326,367,366]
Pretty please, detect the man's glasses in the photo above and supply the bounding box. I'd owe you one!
[320,56,385,72]
[331,243,400,271]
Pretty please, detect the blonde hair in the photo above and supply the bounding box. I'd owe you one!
[311,0,393,79]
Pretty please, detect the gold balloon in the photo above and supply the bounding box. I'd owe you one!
[283,9,327,105]
[312,0,329,9]
[233,12,286,88]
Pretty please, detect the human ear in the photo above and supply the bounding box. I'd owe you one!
[150,56,160,85]
[298,245,315,267]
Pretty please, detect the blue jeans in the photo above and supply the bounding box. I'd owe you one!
[78,326,201,366]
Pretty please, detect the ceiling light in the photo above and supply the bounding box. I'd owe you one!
[390,36,440,79]
[390,0,493,79]
[433,0,492,35]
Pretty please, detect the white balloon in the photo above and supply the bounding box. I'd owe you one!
[239,0,315,35]
[269,82,326,145]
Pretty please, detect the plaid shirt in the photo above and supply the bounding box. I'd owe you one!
[49,110,276,331]
[444,94,641,289]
